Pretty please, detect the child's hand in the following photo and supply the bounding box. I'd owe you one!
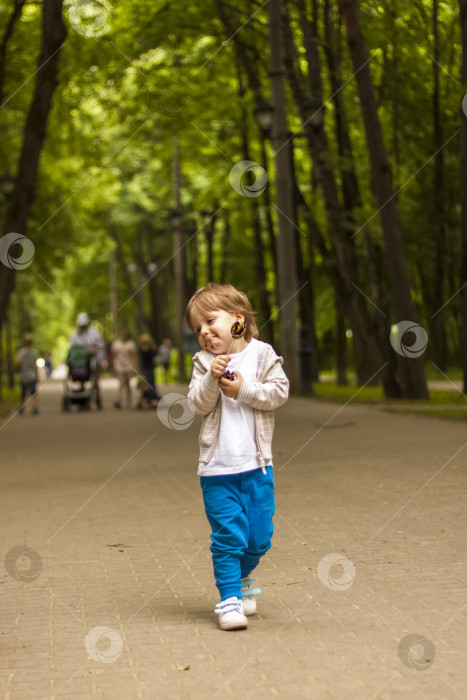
[219,371,243,399]
[211,354,231,378]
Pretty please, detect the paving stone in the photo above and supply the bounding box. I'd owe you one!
[0,379,465,698]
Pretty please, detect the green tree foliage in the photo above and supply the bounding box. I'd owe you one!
[0,0,464,392]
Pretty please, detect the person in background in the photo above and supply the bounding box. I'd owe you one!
[157,337,173,382]
[15,333,40,416]
[69,312,105,407]
[111,328,138,409]
[44,352,52,380]
[135,378,160,410]
[138,334,161,401]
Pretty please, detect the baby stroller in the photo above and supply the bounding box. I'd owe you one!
[62,345,102,411]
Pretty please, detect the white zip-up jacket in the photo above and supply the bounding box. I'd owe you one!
[187,339,289,468]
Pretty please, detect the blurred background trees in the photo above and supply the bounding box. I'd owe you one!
[0,0,465,397]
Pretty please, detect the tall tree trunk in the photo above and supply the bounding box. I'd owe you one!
[340,0,429,399]
[0,0,66,334]
[173,140,186,382]
[108,227,145,336]
[215,0,279,319]
[322,0,401,395]
[135,222,153,334]
[335,288,348,385]
[0,0,26,105]
[322,0,361,211]
[282,3,384,386]
[305,248,320,382]
[5,309,15,390]
[0,323,3,400]
[431,0,447,370]
[300,197,321,381]
[389,6,401,182]
[290,140,316,393]
[363,230,402,397]
[220,209,231,284]
[184,222,198,300]
[205,216,215,283]
[141,221,163,342]
[299,184,348,382]
[459,0,467,394]
[109,249,118,337]
[259,134,279,288]
[267,0,300,392]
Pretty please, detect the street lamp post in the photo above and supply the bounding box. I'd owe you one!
[254,95,306,393]
[170,206,186,383]
[0,173,15,197]
[265,0,301,393]
[304,97,325,129]
[254,100,279,295]
[126,262,146,335]
[287,132,314,395]
[201,209,215,282]
[126,260,158,338]
[0,173,16,392]
[254,99,274,136]
[109,249,118,338]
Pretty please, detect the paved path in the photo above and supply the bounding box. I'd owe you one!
[0,379,466,699]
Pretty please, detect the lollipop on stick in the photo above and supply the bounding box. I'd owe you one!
[226,320,246,354]
[223,321,246,381]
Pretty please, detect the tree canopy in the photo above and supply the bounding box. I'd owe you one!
[0,0,466,397]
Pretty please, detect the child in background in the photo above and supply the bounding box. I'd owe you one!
[138,334,161,401]
[112,328,138,409]
[15,333,40,416]
[157,338,172,382]
[186,283,289,631]
[44,352,52,379]
[135,378,160,410]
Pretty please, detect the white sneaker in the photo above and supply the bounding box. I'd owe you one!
[215,597,248,630]
[241,578,261,616]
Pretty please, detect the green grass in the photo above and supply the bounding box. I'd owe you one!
[424,365,463,381]
[313,381,384,403]
[312,380,467,421]
[319,365,464,383]
[0,385,20,419]
[313,380,466,404]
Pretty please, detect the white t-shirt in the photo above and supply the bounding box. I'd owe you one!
[198,339,263,477]
[16,347,39,383]
[69,326,104,352]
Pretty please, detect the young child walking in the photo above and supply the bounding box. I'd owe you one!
[186,283,289,630]
[15,333,40,415]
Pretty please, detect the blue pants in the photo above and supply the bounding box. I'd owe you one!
[200,466,275,601]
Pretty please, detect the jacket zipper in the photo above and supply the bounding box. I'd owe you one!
[204,400,222,464]
[256,449,267,474]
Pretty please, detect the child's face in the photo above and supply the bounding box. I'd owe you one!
[190,308,244,354]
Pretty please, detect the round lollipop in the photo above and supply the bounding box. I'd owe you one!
[223,321,246,381]
[230,320,246,339]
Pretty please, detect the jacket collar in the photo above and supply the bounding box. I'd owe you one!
[192,348,213,370]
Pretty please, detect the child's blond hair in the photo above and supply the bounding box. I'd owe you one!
[185,283,258,341]
[138,333,154,348]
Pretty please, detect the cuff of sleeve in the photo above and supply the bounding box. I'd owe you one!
[204,372,220,392]
[237,380,255,405]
